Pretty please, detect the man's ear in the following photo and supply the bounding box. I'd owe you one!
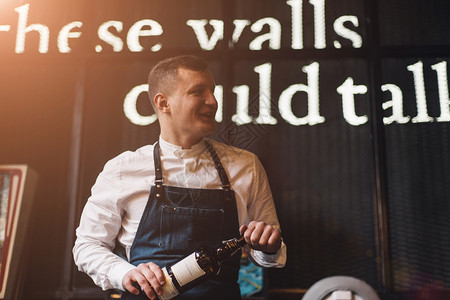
[154,93,170,113]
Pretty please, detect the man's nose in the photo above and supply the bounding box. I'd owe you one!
[205,91,218,107]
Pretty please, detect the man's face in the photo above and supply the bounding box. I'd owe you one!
[165,67,218,144]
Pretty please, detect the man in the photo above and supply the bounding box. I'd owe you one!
[73,55,286,299]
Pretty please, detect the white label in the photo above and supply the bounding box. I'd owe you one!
[171,252,206,287]
[157,267,180,300]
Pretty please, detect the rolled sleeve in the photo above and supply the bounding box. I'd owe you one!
[250,240,287,268]
[247,155,287,268]
[73,162,132,291]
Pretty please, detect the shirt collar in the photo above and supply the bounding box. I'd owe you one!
[158,136,207,159]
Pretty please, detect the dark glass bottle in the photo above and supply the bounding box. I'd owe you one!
[157,236,246,300]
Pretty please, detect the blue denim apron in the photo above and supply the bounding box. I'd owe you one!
[122,141,242,300]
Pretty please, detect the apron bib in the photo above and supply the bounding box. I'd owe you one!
[122,141,242,300]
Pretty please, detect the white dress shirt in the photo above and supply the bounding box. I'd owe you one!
[73,137,286,291]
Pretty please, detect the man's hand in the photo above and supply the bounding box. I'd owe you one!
[122,262,166,300]
[239,221,282,254]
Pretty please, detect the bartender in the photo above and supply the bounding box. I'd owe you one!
[73,55,286,300]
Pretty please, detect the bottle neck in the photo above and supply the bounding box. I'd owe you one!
[216,236,246,260]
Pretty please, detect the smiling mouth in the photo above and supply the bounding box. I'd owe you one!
[200,112,216,118]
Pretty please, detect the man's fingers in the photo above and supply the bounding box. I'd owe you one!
[267,229,282,253]
[242,221,256,241]
[248,221,265,246]
[259,225,274,247]
[148,262,166,285]
[147,263,166,294]
[241,221,282,253]
[123,270,145,295]
[137,262,167,297]
[123,279,140,295]
[131,269,154,298]
[239,225,247,235]
[122,263,167,300]
[268,228,281,245]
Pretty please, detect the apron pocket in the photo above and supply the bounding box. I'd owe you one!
[159,205,224,254]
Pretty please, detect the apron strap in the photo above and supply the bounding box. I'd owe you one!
[205,140,233,200]
[153,142,164,199]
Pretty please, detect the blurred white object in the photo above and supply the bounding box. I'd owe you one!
[303,276,380,300]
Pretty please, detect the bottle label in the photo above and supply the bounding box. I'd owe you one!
[171,252,206,286]
[158,267,180,300]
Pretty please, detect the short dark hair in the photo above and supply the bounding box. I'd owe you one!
[147,55,210,109]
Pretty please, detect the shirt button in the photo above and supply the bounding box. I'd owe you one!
[174,150,182,157]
